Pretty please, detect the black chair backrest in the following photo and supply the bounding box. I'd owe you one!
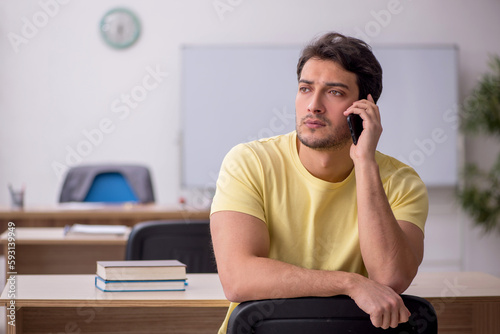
[125,220,217,273]
[228,294,437,334]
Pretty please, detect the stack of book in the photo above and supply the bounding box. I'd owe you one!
[95,260,187,292]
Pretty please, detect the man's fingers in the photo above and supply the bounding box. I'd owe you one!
[390,305,400,328]
[351,277,411,330]
[399,306,411,325]
[382,310,392,329]
[368,297,410,329]
[370,313,383,328]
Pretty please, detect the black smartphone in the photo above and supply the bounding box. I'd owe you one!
[347,114,363,145]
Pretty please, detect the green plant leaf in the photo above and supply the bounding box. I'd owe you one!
[458,55,500,233]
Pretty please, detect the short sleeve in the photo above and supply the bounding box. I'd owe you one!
[385,167,429,235]
[210,143,266,222]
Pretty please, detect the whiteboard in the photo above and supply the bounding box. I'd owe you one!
[181,45,458,188]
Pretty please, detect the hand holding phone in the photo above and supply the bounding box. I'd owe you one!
[347,113,363,145]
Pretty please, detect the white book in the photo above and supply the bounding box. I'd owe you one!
[96,260,187,281]
[65,224,128,235]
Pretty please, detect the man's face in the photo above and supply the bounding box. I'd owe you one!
[295,58,360,151]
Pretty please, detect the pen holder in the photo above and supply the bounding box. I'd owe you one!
[8,185,25,210]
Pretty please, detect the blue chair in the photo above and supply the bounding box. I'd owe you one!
[227,294,437,334]
[59,164,155,203]
[84,172,138,203]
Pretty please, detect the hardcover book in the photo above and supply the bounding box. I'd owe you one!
[96,260,187,281]
[95,276,187,292]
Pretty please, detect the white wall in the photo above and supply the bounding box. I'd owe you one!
[1,0,499,276]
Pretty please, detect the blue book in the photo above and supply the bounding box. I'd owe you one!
[95,276,187,292]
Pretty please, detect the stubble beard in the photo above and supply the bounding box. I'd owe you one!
[296,115,352,151]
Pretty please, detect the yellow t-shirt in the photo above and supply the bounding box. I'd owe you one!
[211,131,428,333]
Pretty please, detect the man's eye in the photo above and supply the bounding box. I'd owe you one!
[299,87,310,93]
[329,90,342,96]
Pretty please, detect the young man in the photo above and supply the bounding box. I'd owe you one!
[210,32,428,333]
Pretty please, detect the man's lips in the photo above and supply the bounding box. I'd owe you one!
[304,119,326,128]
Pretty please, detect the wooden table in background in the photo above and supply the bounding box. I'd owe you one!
[1,274,229,334]
[0,272,499,333]
[0,204,211,230]
[405,271,500,333]
[0,227,131,278]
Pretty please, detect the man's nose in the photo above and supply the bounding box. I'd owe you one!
[307,93,325,113]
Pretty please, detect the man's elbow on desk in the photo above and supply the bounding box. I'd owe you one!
[365,241,422,294]
[369,267,418,295]
[383,278,412,295]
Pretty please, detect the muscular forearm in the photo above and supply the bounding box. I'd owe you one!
[219,254,355,302]
[354,159,420,293]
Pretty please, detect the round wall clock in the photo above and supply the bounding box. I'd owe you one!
[100,8,141,49]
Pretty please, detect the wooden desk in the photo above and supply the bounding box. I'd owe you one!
[0,204,210,230]
[405,271,500,333]
[0,227,130,276]
[0,274,230,334]
[1,272,499,333]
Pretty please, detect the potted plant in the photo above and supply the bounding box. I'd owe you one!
[457,55,500,233]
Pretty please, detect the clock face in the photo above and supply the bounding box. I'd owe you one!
[100,8,141,49]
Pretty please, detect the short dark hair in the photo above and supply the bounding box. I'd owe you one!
[297,32,383,103]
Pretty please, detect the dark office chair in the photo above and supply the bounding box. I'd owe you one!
[125,220,218,273]
[59,164,155,203]
[227,294,437,334]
